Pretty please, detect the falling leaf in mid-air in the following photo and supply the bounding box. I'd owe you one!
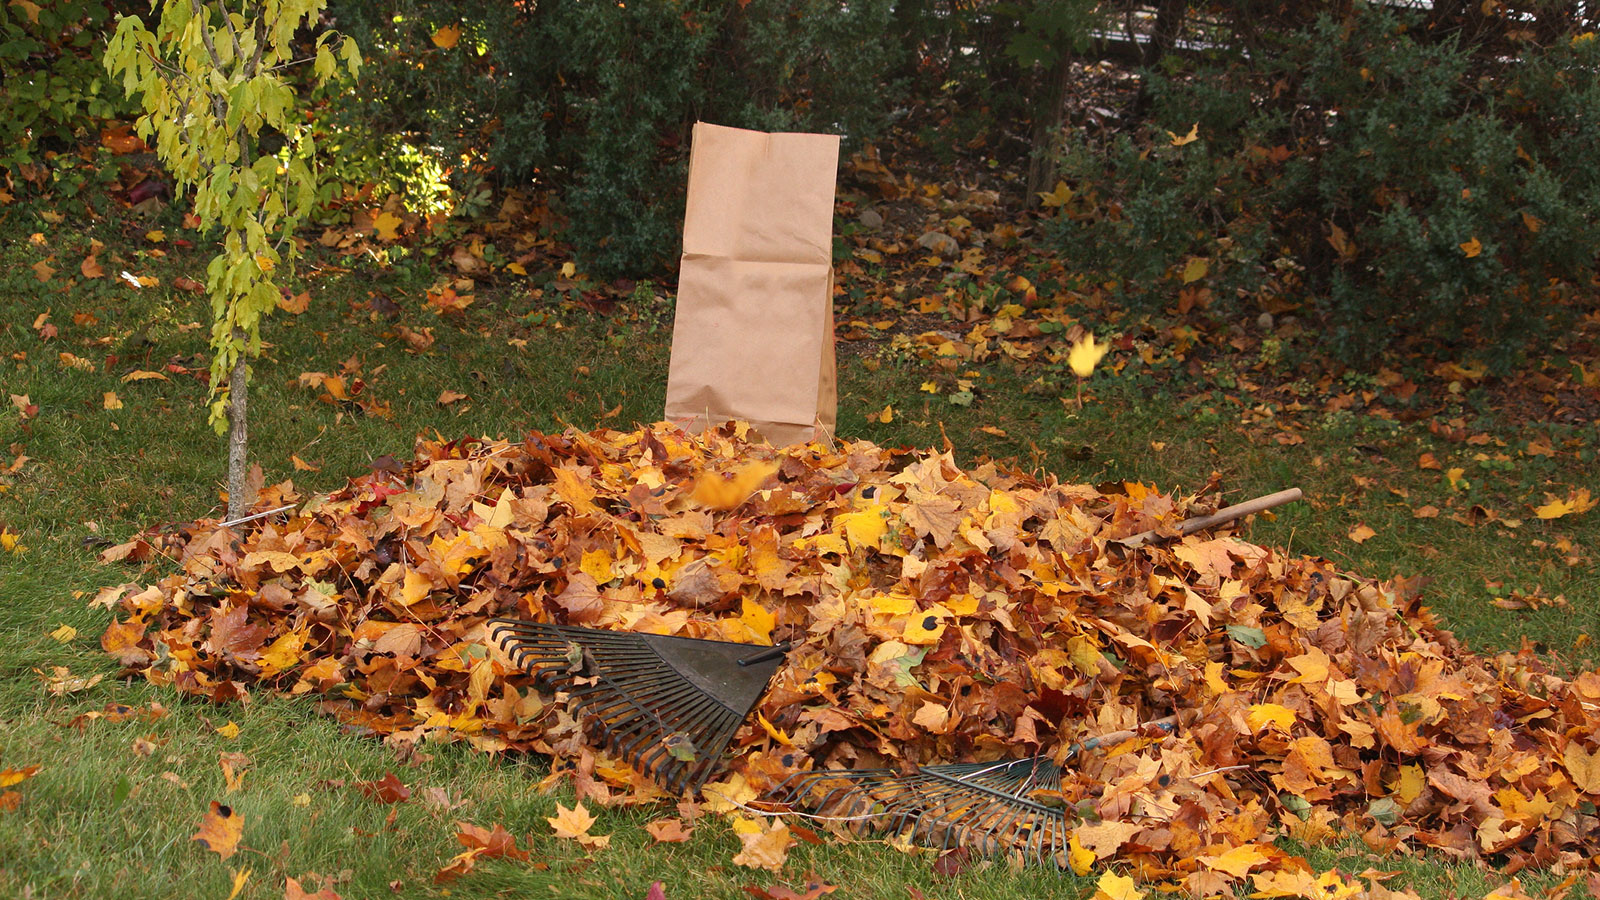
[431,24,461,48]
[1068,334,1107,379]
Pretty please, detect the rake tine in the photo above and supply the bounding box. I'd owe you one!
[490,618,788,795]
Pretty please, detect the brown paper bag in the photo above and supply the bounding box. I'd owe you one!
[664,122,841,446]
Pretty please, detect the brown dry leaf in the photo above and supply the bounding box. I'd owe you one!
[437,389,469,406]
[284,876,343,899]
[645,817,694,843]
[1347,523,1377,544]
[456,821,529,860]
[192,801,244,859]
[356,772,411,804]
[278,291,311,314]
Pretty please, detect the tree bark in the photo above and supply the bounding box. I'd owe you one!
[1024,50,1074,204]
[225,339,252,521]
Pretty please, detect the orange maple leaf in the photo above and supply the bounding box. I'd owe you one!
[192,801,244,859]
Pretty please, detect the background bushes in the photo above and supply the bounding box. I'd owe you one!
[323,0,904,276]
[1041,3,1600,364]
[3,1,1597,362]
[0,1,135,173]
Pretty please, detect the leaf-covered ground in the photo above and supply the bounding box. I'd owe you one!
[96,423,1600,896]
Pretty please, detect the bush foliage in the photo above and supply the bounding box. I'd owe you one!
[1043,2,1600,362]
[5,1,1596,361]
[323,0,904,275]
[1,0,135,173]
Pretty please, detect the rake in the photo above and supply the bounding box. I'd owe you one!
[771,718,1176,867]
[489,618,790,794]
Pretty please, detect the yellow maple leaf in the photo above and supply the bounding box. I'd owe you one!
[834,505,890,552]
[192,801,244,859]
[256,630,306,676]
[1534,488,1596,520]
[1180,257,1209,284]
[1392,763,1427,805]
[1247,703,1296,733]
[691,459,778,511]
[216,720,241,739]
[49,624,77,643]
[1068,333,1107,378]
[732,819,793,871]
[373,210,404,242]
[1563,743,1600,793]
[902,603,950,645]
[1167,123,1199,146]
[738,595,775,645]
[1198,842,1271,878]
[1068,833,1096,876]
[1038,180,1074,208]
[1460,236,1483,258]
[580,547,615,584]
[546,801,608,849]
[1094,870,1145,900]
[431,24,461,48]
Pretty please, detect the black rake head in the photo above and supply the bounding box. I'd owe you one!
[490,617,788,795]
[772,756,1071,867]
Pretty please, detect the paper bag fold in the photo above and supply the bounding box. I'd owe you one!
[665,122,840,447]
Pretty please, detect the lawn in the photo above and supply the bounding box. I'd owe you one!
[1,184,1596,899]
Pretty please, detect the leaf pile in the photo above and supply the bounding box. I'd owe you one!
[97,424,1600,893]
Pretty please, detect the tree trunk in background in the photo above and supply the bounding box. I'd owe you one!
[225,342,251,521]
[1024,50,1073,204]
[1149,0,1190,66]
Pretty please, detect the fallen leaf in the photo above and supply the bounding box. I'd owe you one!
[278,291,311,314]
[1095,870,1145,900]
[1460,236,1483,257]
[103,392,122,410]
[284,875,343,899]
[224,867,251,900]
[547,801,609,849]
[645,817,694,843]
[732,818,793,871]
[1535,489,1596,520]
[192,801,244,859]
[357,772,411,803]
[438,390,469,406]
[1168,123,1199,146]
[456,821,530,860]
[1347,523,1376,544]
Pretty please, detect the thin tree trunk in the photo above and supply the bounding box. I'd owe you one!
[1025,50,1074,204]
[225,338,251,521]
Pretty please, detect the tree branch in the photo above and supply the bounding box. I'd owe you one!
[190,0,228,72]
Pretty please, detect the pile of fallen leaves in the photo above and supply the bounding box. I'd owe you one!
[96,424,1600,895]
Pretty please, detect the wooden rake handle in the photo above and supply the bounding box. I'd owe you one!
[1118,487,1302,548]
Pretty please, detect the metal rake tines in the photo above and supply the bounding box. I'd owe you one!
[489,618,788,795]
[773,756,1070,866]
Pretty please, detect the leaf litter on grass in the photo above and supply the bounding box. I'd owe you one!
[93,423,1600,895]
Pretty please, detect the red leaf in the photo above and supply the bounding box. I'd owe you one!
[356,772,411,804]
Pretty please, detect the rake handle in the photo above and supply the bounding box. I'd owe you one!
[738,641,793,667]
[1120,487,1302,548]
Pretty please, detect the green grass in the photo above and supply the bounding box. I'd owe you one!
[1,197,1596,899]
